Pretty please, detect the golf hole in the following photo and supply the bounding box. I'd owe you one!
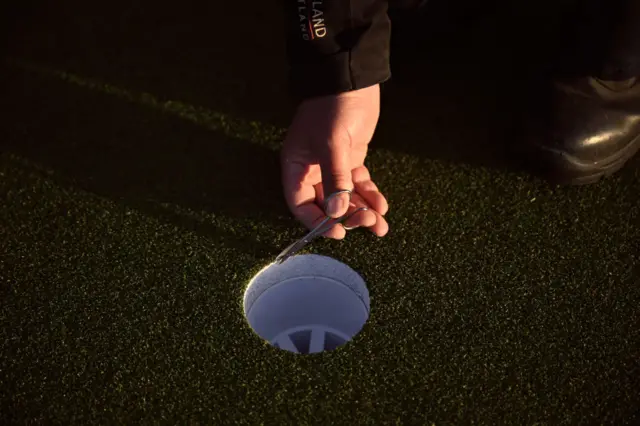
[243,254,370,354]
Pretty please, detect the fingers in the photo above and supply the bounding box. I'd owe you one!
[282,142,389,240]
[342,192,389,237]
[347,166,390,237]
[341,193,377,230]
[316,182,389,238]
[352,166,389,216]
[366,207,390,237]
[282,161,346,240]
[318,137,353,218]
[297,203,347,240]
[314,184,376,232]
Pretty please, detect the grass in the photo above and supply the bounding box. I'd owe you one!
[1,1,639,424]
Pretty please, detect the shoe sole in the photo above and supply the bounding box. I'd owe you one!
[521,133,640,185]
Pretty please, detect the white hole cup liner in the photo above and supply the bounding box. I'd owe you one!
[243,254,370,354]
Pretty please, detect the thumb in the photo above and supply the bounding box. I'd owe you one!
[319,138,353,218]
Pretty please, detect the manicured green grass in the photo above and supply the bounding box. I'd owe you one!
[2,1,639,423]
[1,60,639,424]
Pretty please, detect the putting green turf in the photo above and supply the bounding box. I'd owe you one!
[2,2,640,423]
[1,60,639,424]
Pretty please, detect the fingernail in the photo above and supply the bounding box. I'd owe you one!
[326,193,349,218]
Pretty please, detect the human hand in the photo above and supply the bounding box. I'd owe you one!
[281,84,389,240]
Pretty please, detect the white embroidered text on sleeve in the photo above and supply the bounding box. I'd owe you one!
[297,0,326,40]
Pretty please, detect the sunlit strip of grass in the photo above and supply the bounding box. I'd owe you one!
[4,58,287,151]
[3,57,420,165]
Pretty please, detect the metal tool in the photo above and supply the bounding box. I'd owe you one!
[274,190,368,265]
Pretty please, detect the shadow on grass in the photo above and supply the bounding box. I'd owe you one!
[3,0,625,221]
[376,0,597,172]
[4,0,577,176]
[1,65,291,259]
[4,0,295,127]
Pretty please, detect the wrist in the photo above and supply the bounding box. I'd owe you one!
[298,84,380,110]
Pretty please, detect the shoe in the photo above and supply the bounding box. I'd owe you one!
[522,75,640,185]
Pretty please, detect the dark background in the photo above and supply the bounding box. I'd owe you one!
[3,0,621,172]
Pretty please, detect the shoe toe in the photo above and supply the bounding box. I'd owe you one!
[524,76,640,184]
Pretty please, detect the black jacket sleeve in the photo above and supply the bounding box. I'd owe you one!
[283,0,391,100]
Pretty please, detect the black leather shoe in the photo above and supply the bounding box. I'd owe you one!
[522,75,640,185]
